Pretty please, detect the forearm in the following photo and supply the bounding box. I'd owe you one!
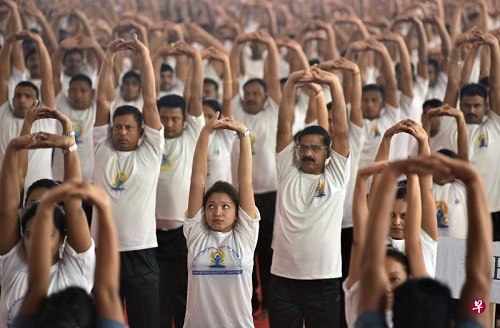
[221,60,233,119]
[187,51,203,117]
[36,14,59,54]
[36,39,55,108]
[489,42,500,111]
[456,114,469,161]
[350,72,363,127]
[443,46,461,107]
[460,46,479,86]
[396,38,414,97]
[380,51,398,107]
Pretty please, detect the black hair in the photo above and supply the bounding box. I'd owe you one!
[386,246,409,276]
[279,77,288,85]
[362,84,385,102]
[460,83,488,102]
[298,125,332,148]
[160,63,174,73]
[309,58,320,66]
[203,181,239,225]
[395,62,415,79]
[393,278,453,328]
[203,99,222,114]
[437,148,458,159]
[24,48,37,64]
[69,74,93,89]
[395,185,407,201]
[293,130,302,144]
[21,201,67,238]
[203,78,219,93]
[121,70,141,84]
[62,48,84,63]
[113,105,144,128]
[243,78,268,94]
[326,102,333,111]
[422,99,442,112]
[25,179,60,206]
[38,287,96,328]
[15,81,39,100]
[157,95,187,119]
[479,76,489,89]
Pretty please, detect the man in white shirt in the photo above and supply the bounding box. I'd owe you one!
[154,41,204,328]
[92,36,164,328]
[270,67,349,327]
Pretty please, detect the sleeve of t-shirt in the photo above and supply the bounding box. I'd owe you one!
[486,110,500,135]
[381,104,400,127]
[94,125,111,148]
[139,125,165,165]
[400,94,413,118]
[61,240,96,292]
[0,241,25,283]
[349,122,365,163]
[185,114,205,141]
[184,208,205,242]
[276,141,297,182]
[326,149,351,189]
[234,207,260,249]
[219,129,236,150]
[420,228,438,278]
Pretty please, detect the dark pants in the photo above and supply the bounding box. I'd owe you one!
[120,248,160,328]
[268,274,341,328]
[252,191,276,310]
[492,211,500,241]
[156,228,188,328]
[339,227,353,328]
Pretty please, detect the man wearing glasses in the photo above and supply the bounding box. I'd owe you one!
[269,66,350,328]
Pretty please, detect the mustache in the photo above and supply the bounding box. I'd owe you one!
[302,156,315,163]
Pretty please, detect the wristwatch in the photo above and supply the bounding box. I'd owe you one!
[236,128,251,139]
[63,131,76,137]
[63,143,78,154]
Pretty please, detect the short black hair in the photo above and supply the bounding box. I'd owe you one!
[422,99,442,112]
[15,81,39,100]
[70,74,93,89]
[122,70,141,84]
[386,246,409,276]
[243,78,267,94]
[203,78,219,93]
[393,278,452,328]
[203,99,222,114]
[362,84,385,102]
[298,125,332,148]
[309,58,320,66]
[326,102,333,111]
[25,179,60,206]
[21,201,67,238]
[160,63,174,73]
[62,48,84,63]
[24,48,37,64]
[395,186,407,201]
[479,76,489,89]
[428,57,439,73]
[157,95,187,119]
[113,105,143,128]
[460,83,488,102]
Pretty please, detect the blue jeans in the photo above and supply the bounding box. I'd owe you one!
[269,274,341,328]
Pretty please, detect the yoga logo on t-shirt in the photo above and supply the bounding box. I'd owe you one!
[436,200,449,229]
[111,172,128,191]
[478,132,488,148]
[372,124,381,138]
[314,180,326,199]
[249,133,256,155]
[192,245,243,275]
[73,122,84,144]
[161,153,172,171]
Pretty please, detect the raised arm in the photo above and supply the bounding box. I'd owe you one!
[21,1,58,54]
[255,31,281,104]
[277,70,309,152]
[229,33,250,96]
[346,162,388,289]
[411,17,429,80]
[201,47,233,119]
[95,39,128,127]
[86,184,123,323]
[131,34,162,130]
[2,0,24,72]
[367,40,399,108]
[478,32,500,115]
[0,33,16,105]
[187,114,219,218]
[173,41,203,118]
[313,19,338,61]
[30,32,55,108]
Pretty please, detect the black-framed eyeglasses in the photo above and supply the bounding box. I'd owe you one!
[295,144,329,153]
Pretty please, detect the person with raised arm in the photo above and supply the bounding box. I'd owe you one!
[184,113,258,327]
[92,36,164,328]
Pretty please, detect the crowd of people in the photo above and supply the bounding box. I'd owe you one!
[0,0,499,327]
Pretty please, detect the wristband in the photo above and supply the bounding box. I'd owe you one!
[235,128,251,139]
[63,131,76,137]
[63,143,78,154]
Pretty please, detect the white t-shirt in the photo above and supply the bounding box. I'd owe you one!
[0,240,95,327]
[359,104,400,169]
[272,142,350,279]
[0,102,56,192]
[92,125,164,251]
[183,207,259,328]
[433,181,468,239]
[291,90,310,136]
[53,92,96,181]
[343,280,361,328]
[156,114,204,230]
[60,63,97,98]
[231,97,279,194]
[207,129,235,188]
[465,110,500,212]
[390,229,438,278]
[342,120,365,228]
